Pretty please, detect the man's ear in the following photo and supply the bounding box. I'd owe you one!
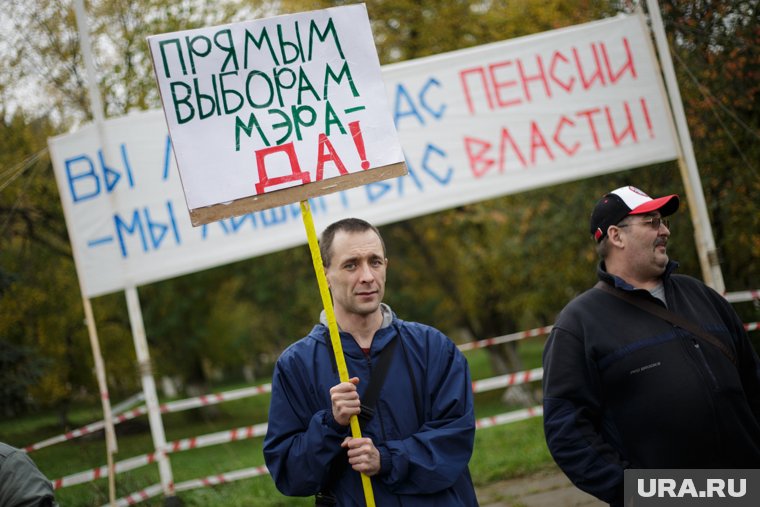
[607,225,625,248]
[324,269,331,289]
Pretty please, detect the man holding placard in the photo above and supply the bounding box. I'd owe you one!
[264,218,479,506]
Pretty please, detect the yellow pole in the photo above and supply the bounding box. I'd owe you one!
[300,200,376,507]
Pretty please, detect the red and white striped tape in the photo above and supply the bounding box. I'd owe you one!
[475,405,543,429]
[29,314,759,456]
[105,465,272,507]
[724,290,760,304]
[25,383,272,453]
[167,423,268,455]
[55,362,550,491]
[30,325,550,453]
[472,368,543,393]
[54,365,550,490]
[112,482,163,506]
[53,451,164,489]
[53,423,268,489]
[25,420,110,453]
[31,316,760,454]
[102,407,543,507]
[458,326,553,352]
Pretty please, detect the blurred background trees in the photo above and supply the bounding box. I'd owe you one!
[1,0,757,425]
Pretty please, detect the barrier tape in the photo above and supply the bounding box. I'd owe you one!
[27,325,548,453]
[53,423,268,489]
[29,313,760,456]
[26,420,110,453]
[56,363,550,490]
[475,405,543,429]
[472,368,543,393]
[458,326,553,352]
[724,290,760,304]
[25,383,272,453]
[105,466,271,507]
[55,363,548,490]
[102,407,543,507]
[29,317,760,454]
[52,451,163,489]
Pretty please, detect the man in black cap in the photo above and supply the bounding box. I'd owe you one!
[542,186,760,506]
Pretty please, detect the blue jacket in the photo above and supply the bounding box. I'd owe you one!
[543,262,760,505]
[263,312,479,506]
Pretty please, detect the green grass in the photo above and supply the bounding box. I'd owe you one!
[3,337,553,506]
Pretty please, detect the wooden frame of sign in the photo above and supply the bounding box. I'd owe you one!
[188,161,407,226]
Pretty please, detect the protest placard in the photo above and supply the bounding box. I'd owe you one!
[147,4,406,226]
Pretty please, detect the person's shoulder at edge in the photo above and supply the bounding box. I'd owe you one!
[276,325,326,360]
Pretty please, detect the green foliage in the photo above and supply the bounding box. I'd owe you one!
[0,110,89,419]
[282,0,619,64]
[0,341,47,417]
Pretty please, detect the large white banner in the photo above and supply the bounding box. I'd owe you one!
[50,13,678,298]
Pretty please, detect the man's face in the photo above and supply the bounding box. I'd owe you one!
[618,213,671,279]
[325,229,387,318]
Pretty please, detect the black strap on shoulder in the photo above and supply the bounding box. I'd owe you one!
[594,281,736,365]
[358,335,398,426]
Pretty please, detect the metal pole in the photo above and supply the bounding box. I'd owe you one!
[125,286,178,503]
[644,0,726,292]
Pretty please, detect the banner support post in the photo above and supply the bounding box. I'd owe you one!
[125,286,179,505]
[300,200,376,507]
[645,0,726,293]
[81,297,118,506]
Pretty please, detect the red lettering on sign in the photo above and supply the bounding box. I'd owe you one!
[348,121,371,170]
[315,134,348,181]
[254,143,310,194]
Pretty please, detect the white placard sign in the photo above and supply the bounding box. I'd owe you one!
[147,4,406,225]
[50,13,678,298]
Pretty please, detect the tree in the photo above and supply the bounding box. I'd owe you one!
[0,109,85,423]
[659,0,760,291]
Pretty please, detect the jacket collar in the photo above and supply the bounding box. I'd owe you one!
[319,303,394,330]
[314,303,397,356]
[597,259,679,291]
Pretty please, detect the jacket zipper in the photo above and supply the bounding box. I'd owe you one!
[692,339,719,390]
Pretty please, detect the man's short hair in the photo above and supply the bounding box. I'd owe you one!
[595,236,611,259]
[320,218,385,267]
